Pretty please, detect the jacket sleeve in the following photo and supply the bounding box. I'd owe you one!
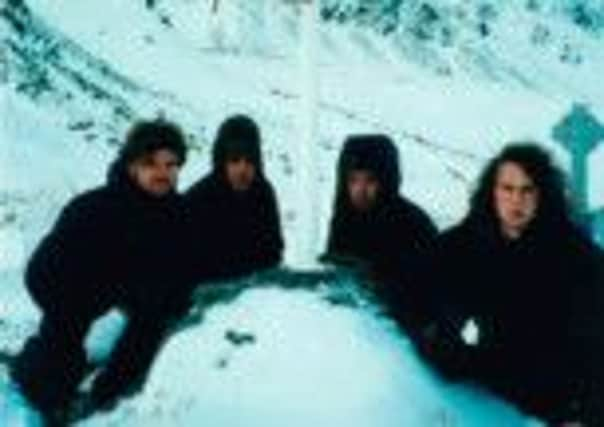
[324,215,345,257]
[566,234,604,370]
[406,205,439,255]
[25,194,111,311]
[181,186,219,284]
[379,205,438,287]
[419,229,470,331]
[322,212,365,264]
[258,183,284,267]
[224,183,284,277]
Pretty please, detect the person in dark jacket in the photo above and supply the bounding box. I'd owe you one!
[11,120,193,420]
[321,134,438,328]
[185,114,284,282]
[422,143,604,425]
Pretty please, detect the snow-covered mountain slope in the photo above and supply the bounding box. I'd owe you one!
[1,0,603,426]
[321,0,604,87]
[3,0,603,267]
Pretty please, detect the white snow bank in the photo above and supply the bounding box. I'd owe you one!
[81,273,540,427]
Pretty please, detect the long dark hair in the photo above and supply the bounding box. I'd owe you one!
[466,143,572,235]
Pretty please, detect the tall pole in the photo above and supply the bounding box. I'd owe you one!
[211,0,220,14]
[295,0,319,268]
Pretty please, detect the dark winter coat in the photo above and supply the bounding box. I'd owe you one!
[429,218,602,357]
[185,172,283,282]
[323,134,438,288]
[324,195,437,286]
[424,217,604,420]
[25,159,192,319]
[184,115,284,282]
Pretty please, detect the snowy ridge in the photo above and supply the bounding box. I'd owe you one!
[319,0,604,104]
[2,1,207,147]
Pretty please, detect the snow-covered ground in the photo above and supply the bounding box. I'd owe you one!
[1,0,603,425]
[76,271,541,427]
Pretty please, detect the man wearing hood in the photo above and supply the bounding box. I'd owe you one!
[321,134,438,327]
[11,119,192,420]
[185,114,284,282]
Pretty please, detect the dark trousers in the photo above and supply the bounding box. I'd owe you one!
[11,311,94,412]
[417,328,602,424]
[11,307,171,413]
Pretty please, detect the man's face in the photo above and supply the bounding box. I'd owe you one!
[347,169,381,213]
[493,161,540,240]
[128,148,181,197]
[225,156,256,192]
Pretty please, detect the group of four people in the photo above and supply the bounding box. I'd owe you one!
[11,115,603,425]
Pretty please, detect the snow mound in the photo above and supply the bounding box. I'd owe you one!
[80,270,539,427]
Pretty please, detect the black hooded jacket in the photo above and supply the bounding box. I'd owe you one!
[323,135,438,286]
[185,115,284,282]
[25,158,191,318]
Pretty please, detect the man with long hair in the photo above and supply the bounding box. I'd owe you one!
[423,143,603,425]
